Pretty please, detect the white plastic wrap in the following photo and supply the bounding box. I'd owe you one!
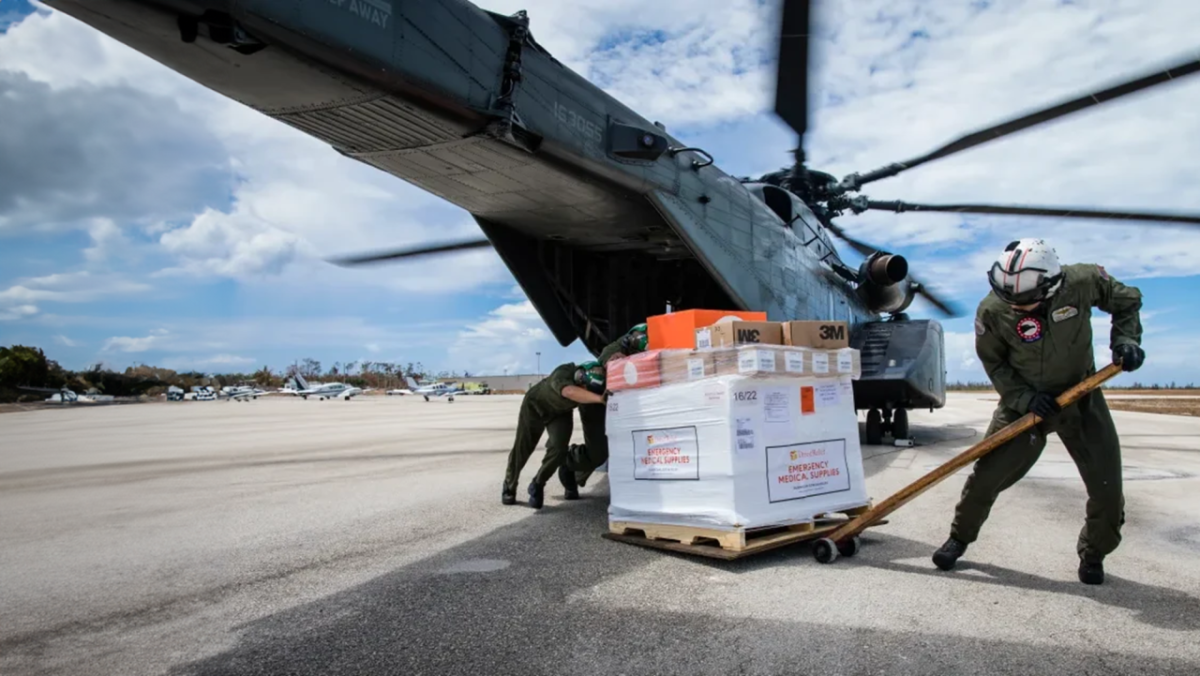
[605,373,868,529]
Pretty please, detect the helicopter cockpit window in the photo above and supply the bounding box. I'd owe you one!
[760,185,793,225]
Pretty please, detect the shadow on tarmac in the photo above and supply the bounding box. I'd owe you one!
[818,532,1200,633]
[171,482,1200,676]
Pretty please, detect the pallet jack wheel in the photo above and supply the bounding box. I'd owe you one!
[837,535,861,558]
[892,408,909,440]
[812,538,839,564]
[865,409,883,445]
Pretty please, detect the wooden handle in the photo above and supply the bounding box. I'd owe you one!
[828,361,1125,543]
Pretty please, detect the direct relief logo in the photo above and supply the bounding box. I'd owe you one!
[646,432,677,446]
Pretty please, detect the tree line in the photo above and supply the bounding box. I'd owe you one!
[0,344,483,403]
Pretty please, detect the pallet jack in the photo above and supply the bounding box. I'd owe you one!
[810,362,1125,563]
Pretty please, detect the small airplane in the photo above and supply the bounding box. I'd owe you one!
[289,374,364,401]
[16,386,106,404]
[404,376,464,402]
[219,385,268,401]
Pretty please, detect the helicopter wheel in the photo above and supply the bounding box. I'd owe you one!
[865,409,883,446]
[892,408,910,441]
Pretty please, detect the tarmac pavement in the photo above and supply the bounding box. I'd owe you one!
[2,392,1198,675]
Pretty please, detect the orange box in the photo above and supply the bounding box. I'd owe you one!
[647,309,768,350]
[607,351,663,391]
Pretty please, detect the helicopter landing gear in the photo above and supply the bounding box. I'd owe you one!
[864,406,911,445]
[865,409,883,445]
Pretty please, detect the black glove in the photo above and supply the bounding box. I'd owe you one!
[1028,392,1061,420]
[1113,343,1145,372]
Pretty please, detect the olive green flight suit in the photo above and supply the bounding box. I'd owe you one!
[952,263,1142,559]
[504,363,582,491]
[572,338,628,487]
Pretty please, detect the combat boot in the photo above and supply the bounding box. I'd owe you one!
[558,462,580,500]
[932,537,968,571]
[1079,554,1104,585]
[501,484,517,506]
[528,481,545,509]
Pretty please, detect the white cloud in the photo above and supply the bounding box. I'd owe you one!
[0,271,151,320]
[53,334,79,347]
[157,205,302,278]
[102,334,161,353]
[0,304,38,321]
[447,301,567,374]
[200,354,255,366]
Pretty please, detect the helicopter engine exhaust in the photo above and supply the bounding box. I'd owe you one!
[856,252,916,315]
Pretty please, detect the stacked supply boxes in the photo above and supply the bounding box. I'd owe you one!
[604,315,868,531]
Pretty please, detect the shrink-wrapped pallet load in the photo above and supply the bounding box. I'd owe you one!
[604,343,869,531]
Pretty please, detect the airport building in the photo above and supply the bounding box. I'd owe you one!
[437,373,544,393]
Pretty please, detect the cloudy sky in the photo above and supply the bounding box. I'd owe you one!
[1,0,1198,386]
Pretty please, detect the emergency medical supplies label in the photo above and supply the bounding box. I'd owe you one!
[812,352,829,374]
[632,426,700,480]
[765,439,850,503]
[785,351,805,373]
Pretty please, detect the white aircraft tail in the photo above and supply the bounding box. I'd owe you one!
[405,375,420,390]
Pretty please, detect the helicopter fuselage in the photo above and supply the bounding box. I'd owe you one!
[42,0,946,415]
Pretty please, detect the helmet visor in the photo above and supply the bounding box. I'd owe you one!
[988,262,1061,306]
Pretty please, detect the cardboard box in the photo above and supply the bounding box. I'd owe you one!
[660,349,717,385]
[696,321,783,348]
[607,351,662,391]
[713,345,809,377]
[783,321,850,349]
[647,309,767,350]
[605,373,869,529]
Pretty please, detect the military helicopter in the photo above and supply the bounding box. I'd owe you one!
[45,0,1200,444]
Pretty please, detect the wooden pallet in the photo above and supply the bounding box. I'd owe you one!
[604,503,884,560]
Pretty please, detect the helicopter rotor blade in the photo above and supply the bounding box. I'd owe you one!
[773,0,812,147]
[326,238,493,266]
[909,280,961,318]
[821,221,962,317]
[820,219,877,258]
[865,200,1200,225]
[845,50,1200,189]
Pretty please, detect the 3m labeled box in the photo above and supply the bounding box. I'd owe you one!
[783,321,850,349]
[647,309,767,350]
[695,321,783,348]
[605,373,869,529]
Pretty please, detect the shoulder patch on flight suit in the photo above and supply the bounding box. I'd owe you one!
[1051,305,1079,322]
[1016,316,1043,342]
[1097,265,1109,280]
[975,317,986,335]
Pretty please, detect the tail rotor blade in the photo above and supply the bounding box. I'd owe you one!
[327,238,493,266]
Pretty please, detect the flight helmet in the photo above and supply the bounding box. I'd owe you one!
[620,323,649,353]
[575,360,607,394]
[987,238,1063,306]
